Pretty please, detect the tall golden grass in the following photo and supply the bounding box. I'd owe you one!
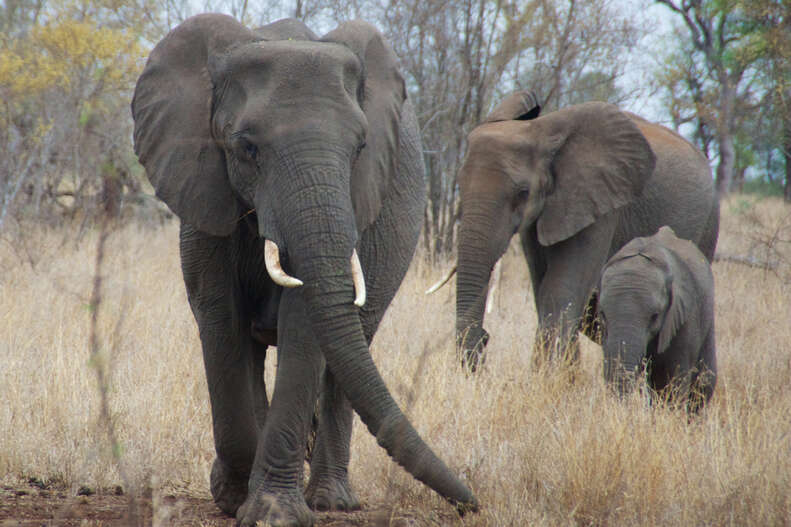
[1,195,789,525]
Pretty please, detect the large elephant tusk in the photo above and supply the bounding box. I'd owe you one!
[350,249,366,307]
[485,259,502,314]
[425,265,457,294]
[265,239,303,288]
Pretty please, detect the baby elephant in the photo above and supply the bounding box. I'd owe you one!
[598,226,717,412]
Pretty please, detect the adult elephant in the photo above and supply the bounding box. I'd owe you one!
[132,14,476,527]
[445,91,719,371]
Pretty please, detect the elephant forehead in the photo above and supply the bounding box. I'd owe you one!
[468,120,533,151]
[218,40,361,83]
[602,256,666,289]
[461,121,541,189]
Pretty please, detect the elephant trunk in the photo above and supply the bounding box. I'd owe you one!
[602,323,647,396]
[455,203,510,370]
[268,159,477,512]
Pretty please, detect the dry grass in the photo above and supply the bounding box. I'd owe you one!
[1,195,790,525]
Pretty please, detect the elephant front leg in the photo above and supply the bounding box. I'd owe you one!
[533,296,584,367]
[180,226,263,516]
[533,270,592,367]
[237,289,322,527]
[199,329,261,516]
[533,217,616,367]
[304,370,360,512]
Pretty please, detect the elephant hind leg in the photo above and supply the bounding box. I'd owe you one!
[305,369,360,512]
[250,287,281,346]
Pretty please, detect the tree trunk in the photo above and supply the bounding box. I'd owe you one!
[715,81,737,196]
[784,117,791,202]
[716,132,736,196]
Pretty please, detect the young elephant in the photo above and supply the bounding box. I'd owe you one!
[598,226,717,412]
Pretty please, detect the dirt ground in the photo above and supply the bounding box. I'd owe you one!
[0,481,457,526]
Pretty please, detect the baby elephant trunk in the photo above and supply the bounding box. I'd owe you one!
[603,325,648,396]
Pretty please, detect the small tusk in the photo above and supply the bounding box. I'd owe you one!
[350,250,366,307]
[264,239,303,288]
[425,265,457,294]
[485,259,502,314]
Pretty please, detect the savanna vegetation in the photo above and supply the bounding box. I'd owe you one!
[1,0,790,524]
[1,195,789,525]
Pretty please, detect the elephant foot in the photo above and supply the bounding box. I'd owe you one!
[304,475,360,512]
[210,458,249,516]
[237,486,315,527]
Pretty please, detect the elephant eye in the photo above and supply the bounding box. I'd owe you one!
[514,188,530,205]
[650,313,660,325]
[235,136,258,161]
[356,141,367,156]
[244,141,259,160]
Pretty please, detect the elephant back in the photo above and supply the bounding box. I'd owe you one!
[612,119,718,261]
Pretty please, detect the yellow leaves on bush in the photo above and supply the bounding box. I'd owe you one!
[0,19,146,99]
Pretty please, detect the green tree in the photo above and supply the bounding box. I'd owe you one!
[738,0,790,200]
[656,0,790,198]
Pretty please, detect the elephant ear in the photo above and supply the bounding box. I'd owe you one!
[322,21,406,232]
[656,268,692,354]
[132,14,258,236]
[654,226,707,353]
[482,90,541,123]
[536,102,657,246]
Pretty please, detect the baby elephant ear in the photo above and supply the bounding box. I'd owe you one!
[657,273,691,354]
[132,14,257,236]
[482,90,541,123]
[322,21,406,232]
[655,228,706,353]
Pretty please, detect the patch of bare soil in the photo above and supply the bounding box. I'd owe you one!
[0,482,456,526]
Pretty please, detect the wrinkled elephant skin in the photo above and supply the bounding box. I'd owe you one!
[454,92,719,371]
[132,14,477,527]
[599,226,717,412]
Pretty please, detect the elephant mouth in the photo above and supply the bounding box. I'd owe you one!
[263,238,366,308]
